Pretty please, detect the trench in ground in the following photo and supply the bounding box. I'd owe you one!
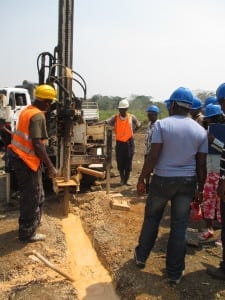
[61,213,120,300]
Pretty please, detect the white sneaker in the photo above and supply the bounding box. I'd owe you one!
[28,233,46,242]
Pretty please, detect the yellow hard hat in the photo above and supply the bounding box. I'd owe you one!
[34,84,57,101]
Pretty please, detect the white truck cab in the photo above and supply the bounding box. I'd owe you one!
[0,87,31,131]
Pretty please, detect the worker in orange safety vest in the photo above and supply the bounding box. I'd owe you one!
[104,99,141,186]
[7,84,57,242]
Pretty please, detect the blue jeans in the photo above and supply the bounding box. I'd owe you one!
[135,174,196,279]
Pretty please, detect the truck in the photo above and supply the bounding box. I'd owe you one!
[0,87,31,150]
[0,85,99,133]
[0,87,31,132]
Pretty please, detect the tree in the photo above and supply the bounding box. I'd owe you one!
[129,95,153,111]
[89,95,123,110]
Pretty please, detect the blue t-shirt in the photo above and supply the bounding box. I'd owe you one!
[152,115,208,177]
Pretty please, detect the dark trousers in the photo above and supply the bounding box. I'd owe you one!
[136,174,196,280]
[144,154,151,192]
[115,138,134,174]
[7,149,44,240]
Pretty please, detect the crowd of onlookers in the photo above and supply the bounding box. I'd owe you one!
[107,84,225,284]
[134,84,225,284]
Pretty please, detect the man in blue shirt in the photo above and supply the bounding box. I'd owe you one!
[135,87,208,285]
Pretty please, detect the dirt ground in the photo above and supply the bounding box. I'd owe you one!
[1,133,225,300]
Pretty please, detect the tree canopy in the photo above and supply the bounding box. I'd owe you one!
[88,89,215,123]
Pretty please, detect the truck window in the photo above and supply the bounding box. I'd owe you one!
[9,92,16,110]
[15,93,26,106]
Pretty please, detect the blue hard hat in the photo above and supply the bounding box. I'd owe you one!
[146,105,160,114]
[192,97,202,110]
[204,104,223,118]
[204,96,218,107]
[216,83,225,101]
[169,87,193,105]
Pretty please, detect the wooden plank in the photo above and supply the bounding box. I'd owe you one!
[110,199,130,211]
[54,177,77,187]
[109,193,123,198]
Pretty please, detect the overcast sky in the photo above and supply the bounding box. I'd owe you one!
[1,0,225,101]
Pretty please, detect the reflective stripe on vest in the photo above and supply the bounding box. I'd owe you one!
[8,105,43,171]
[15,129,30,141]
[11,139,36,155]
[115,113,133,142]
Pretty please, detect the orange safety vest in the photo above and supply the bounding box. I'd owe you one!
[8,105,44,171]
[114,113,133,142]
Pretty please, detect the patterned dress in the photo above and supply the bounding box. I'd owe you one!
[202,155,221,222]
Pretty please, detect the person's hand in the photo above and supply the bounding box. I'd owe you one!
[48,166,57,178]
[218,179,225,202]
[137,182,146,196]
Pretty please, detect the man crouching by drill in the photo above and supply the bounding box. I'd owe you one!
[7,84,57,242]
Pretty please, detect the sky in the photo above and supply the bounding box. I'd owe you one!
[1,0,225,101]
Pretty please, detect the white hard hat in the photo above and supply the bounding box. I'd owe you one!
[118,99,129,109]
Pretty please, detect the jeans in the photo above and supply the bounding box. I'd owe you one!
[135,174,196,279]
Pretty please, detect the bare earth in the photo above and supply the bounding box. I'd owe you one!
[1,133,225,300]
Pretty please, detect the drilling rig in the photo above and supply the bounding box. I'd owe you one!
[37,0,112,215]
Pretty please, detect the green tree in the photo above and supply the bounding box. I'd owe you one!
[89,94,169,126]
[129,95,153,111]
[89,94,123,110]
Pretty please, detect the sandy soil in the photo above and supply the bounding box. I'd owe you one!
[1,133,225,300]
[0,200,78,300]
[61,213,119,300]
